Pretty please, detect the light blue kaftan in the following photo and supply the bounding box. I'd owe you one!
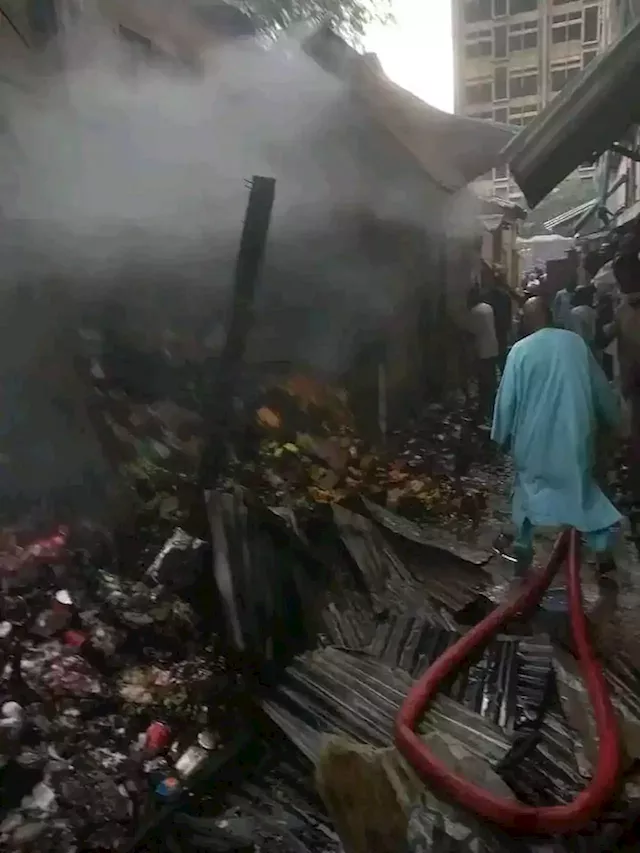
[491,328,621,542]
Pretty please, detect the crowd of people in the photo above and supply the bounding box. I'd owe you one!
[465,245,640,575]
[466,250,640,426]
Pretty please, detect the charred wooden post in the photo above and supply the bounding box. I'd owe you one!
[199,175,276,488]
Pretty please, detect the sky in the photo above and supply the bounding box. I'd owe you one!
[365,0,454,113]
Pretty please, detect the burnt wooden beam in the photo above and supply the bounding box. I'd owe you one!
[200,175,276,488]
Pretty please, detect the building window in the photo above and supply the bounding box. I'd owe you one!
[465,29,493,58]
[508,20,538,51]
[465,79,493,105]
[509,0,537,13]
[552,0,576,4]
[494,65,508,100]
[550,59,581,92]
[583,6,599,43]
[509,69,538,98]
[582,49,598,67]
[464,0,492,23]
[494,165,509,179]
[551,11,582,43]
[494,106,508,123]
[508,102,539,125]
[494,0,507,16]
[494,24,507,58]
[468,109,494,120]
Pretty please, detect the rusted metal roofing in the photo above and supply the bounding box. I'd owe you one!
[304,26,517,194]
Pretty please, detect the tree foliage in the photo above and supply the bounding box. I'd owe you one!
[238,0,392,41]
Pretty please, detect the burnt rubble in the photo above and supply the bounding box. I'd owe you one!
[0,524,243,851]
[188,474,640,853]
[1,490,636,852]
[2,350,640,852]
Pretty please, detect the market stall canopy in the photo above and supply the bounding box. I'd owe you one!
[305,26,517,194]
[503,16,640,209]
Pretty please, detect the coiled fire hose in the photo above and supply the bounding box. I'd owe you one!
[395,528,622,834]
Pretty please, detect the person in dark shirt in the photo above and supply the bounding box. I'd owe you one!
[552,272,578,329]
[607,252,640,503]
[568,283,596,346]
[482,265,513,373]
[595,290,616,380]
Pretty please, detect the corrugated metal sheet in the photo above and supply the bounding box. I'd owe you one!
[262,647,512,766]
[261,630,556,757]
[209,492,495,664]
[304,26,517,194]
[543,200,598,233]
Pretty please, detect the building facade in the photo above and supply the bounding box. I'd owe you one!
[452,0,613,200]
[602,0,640,227]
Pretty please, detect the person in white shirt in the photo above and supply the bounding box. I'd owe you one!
[467,287,499,421]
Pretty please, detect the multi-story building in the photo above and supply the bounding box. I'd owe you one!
[452,0,612,200]
[597,0,640,227]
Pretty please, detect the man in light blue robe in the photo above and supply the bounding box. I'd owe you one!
[491,297,621,572]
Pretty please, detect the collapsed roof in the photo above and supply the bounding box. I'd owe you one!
[304,25,517,194]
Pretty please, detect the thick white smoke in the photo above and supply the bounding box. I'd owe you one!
[0,11,464,512]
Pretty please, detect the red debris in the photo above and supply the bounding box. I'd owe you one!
[144,721,171,753]
[63,630,88,648]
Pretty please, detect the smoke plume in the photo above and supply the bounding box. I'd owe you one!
[0,12,461,512]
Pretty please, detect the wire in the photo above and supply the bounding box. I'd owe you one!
[0,4,30,49]
[395,529,622,835]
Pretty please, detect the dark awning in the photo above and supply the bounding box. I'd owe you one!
[503,16,640,209]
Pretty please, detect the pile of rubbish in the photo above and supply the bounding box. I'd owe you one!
[0,522,244,851]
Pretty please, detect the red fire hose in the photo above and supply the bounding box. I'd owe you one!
[395,528,622,835]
